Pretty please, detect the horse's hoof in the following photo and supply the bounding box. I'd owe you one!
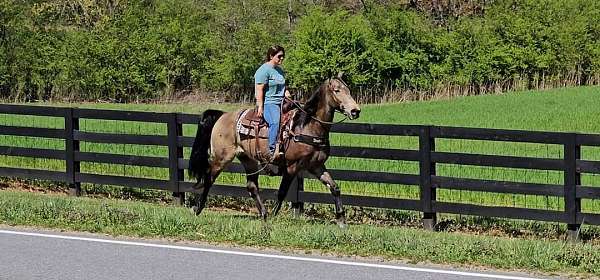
[336,217,347,229]
[191,206,201,216]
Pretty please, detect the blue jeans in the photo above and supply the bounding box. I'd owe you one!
[263,103,281,155]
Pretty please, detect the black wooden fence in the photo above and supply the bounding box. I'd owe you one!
[1,104,599,239]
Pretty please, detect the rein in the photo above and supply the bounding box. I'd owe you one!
[246,162,272,176]
[288,98,348,125]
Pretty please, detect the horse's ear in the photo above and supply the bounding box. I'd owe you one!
[336,71,344,80]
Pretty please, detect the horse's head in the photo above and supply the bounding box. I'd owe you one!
[326,74,361,120]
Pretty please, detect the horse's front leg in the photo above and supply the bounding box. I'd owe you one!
[272,170,295,216]
[311,166,346,228]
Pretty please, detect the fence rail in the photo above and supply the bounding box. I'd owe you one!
[1,104,599,239]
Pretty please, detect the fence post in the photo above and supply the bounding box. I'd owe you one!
[168,113,185,206]
[564,133,581,241]
[65,107,81,196]
[419,125,436,230]
[290,175,304,218]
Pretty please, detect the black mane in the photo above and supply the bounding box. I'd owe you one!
[294,81,327,127]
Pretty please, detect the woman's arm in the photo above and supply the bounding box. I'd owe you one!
[255,83,265,118]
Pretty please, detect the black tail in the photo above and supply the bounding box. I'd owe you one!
[188,109,225,185]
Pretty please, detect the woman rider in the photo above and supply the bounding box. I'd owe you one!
[254,45,291,162]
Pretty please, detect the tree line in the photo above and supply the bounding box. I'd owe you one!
[1,0,598,102]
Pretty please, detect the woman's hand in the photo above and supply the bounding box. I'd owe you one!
[256,105,264,118]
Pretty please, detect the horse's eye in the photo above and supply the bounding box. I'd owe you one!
[334,89,340,93]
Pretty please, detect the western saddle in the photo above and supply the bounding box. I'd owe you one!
[236,99,297,161]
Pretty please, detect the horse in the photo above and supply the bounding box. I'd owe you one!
[187,75,361,227]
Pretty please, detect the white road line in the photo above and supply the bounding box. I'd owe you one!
[0,229,547,280]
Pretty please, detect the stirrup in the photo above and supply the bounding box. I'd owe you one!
[271,143,285,161]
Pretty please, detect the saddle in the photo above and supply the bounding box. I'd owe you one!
[237,109,268,138]
[236,99,298,158]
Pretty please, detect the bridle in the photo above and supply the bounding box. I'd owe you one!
[289,99,348,125]
[288,79,352,125]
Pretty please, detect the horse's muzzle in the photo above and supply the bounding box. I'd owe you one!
[350,109,361,120]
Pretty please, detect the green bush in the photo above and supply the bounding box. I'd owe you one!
[0,0,598,102]
[286,8,382,90]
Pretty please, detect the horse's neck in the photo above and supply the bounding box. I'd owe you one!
[315,94,334,123]
[297,89,334,136]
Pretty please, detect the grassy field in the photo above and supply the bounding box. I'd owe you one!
[1,190,599,278]
[1,86,600,215]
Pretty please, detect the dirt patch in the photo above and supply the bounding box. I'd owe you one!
[0,179,68,195]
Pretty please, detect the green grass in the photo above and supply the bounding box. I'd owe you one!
[1,190,599,277]
[1,86,600,214]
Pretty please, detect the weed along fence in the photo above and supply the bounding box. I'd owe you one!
[1,104,600,239]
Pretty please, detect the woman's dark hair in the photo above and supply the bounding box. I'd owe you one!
[265,45,285,62]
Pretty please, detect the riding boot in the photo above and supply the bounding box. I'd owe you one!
[271,143,284,163]
[259,146,283,176]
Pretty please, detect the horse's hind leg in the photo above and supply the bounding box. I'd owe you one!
[310,166,346,228]
[194,148,236,216]
[239,155,268,220]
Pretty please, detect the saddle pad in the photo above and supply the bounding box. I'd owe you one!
[237,109,268,138]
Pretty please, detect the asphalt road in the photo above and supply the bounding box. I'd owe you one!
[0,227,555,280]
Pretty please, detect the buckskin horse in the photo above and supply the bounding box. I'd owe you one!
[188,75,361,227]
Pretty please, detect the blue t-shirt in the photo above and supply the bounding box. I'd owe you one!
[254,63,285,105]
